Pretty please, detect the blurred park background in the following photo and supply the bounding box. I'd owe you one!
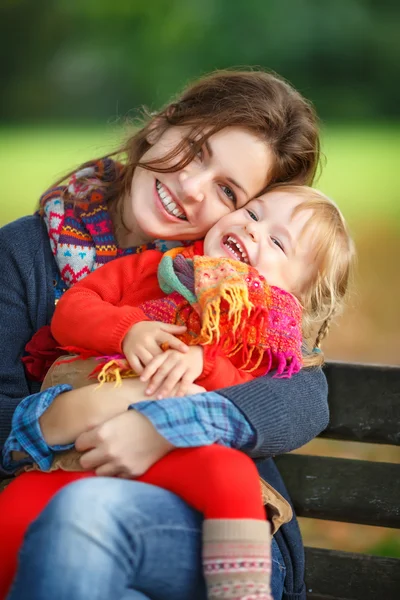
[1,0,399,558]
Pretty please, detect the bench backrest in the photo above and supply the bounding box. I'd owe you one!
[275,361,400,600]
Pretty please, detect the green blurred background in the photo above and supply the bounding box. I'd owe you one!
[1,0,399,557]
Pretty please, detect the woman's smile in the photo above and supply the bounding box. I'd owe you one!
[155,180,187,221]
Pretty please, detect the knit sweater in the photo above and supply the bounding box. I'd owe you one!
[0,214,330,600]
[52,242,280,388]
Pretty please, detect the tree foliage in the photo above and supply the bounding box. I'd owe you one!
[1,0,399,121]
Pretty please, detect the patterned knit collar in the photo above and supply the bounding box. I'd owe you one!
[39,158,188,289]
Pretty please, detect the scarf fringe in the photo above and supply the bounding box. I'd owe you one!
[195,284,253,346]
[88,355,137,387]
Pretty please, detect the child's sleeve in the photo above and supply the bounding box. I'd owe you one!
[51,252,160,355]
[196,346,267,389]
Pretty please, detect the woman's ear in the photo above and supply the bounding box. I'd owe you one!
[146,119,164,145]
[146,105,177,145]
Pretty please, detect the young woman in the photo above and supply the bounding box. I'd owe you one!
[0,70,328,600]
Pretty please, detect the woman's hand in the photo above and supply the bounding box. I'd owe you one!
[122,321,189,374]
[140,346,204,398]
[75,410,174,478]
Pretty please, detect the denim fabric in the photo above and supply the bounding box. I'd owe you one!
[8,478,285,600]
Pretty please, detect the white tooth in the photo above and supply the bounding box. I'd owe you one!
[166,201,177,211]
[172,208,181,216]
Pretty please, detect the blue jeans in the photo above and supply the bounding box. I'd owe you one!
[8,478,286,600]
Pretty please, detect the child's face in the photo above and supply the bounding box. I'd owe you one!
[204,190,318,297]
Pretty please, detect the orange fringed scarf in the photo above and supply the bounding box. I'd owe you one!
[91,245,303,384]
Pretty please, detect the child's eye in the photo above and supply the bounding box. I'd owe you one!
[271,237,284,252]
[246,209,258,221]
[220,185,237,206]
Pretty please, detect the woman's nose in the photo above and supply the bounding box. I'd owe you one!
[178,170,206,203]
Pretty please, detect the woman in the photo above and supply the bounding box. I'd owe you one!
[0,69,328,600]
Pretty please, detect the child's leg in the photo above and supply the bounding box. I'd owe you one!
[0,470,94,598]
[138,445,272,600]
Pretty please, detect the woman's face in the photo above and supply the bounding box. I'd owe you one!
[123,126,274,244]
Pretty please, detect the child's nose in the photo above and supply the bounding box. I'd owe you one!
[245,222,258,242]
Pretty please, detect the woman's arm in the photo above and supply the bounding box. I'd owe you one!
[0,216,52,461]
[39,380,148,446]
[218,366,329,457]
[71,366,328,477]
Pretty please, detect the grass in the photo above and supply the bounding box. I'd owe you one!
[0,123,399,228]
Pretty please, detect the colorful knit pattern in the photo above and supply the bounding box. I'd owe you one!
[95,245,303,383]
[39,158,185,289]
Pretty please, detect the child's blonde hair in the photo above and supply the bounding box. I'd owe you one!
[269,184,356,367]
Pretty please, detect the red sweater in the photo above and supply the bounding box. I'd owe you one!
[51,245,265,390]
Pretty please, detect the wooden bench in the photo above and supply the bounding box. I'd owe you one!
[275,361,400,600]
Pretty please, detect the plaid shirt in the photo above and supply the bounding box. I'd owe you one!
[2,386,255,474]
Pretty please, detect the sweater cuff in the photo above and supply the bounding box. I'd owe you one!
[198,345,219,380]
[2,384,74,474]
[110,308,151,353]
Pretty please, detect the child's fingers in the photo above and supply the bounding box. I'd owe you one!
[176,373,197,397]
[157,365,187,399]
[158,332,189,353]
[160,324,187,334]
[144,354,178,395]
[146,351,180,399]
[140,353,169,383]
[126,353,145,375]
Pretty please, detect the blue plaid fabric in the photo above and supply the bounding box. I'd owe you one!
[2,384,73,473]
[2,388,255,474]
[131,392,255,450]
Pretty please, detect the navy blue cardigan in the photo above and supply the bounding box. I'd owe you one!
[0,215,329,599]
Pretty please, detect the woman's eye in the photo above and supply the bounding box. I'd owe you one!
[220,185,237,206]
[246,209,258,221]
[271,237,284,252]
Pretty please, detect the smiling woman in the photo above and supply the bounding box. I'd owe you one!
[123,126,273,246]
[0,69,328,600]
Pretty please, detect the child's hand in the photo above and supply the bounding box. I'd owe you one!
[122,321,188,375]
[140,346,204,399]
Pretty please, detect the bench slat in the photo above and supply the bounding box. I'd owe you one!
[322,362,400,445]
[274,454,400,528]
[304,547,400,600]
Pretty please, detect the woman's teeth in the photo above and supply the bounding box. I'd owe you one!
[156,181,187,220]
[223,236,250,264]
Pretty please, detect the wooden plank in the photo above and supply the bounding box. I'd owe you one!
[274,454,400,528]
[322,361,400,445]
[305,547,400,600]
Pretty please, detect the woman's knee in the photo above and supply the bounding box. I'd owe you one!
[33,477,202,533]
